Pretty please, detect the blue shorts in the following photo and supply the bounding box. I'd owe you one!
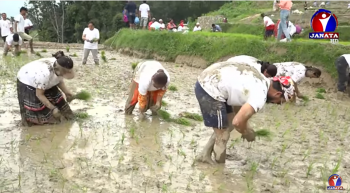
[194,81,233,129]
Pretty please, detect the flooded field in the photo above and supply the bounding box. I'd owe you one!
[0,48,349,193]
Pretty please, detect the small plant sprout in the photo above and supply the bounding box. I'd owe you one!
[316,88,326,93]
[255,129,272,139]
[315,92,325,99]
[161,100,168,107]
[101,50,107,62]
[168,85,178,91]
[131,62,138,70]
[172,117,192,126]
[75,112,89,119]
[306,161,315,178]
[72,53,78,57]
[35,52,42,57]
[41,49,47,52]
[302,148,311,161]
[110,57,116,60]
[75,90,92,101]
[66,46,70,52]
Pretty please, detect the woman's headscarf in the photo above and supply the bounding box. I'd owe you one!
[179,20,184,27]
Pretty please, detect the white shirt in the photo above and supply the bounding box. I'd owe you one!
[139,3,150,18]
[342,54,350,65]
[193,26,201,32]
[263,16,274,27]
[133,60,170,95]
[159,23,165,29]
[0,19,12,37]
[17,58,63,90]
[150,22,161,30]
[6,34,22,46]
[83,28,99,49]
[198,61,270,113]
[24,18,33,28]
[178,26,183,31]
[288,21,296,36]
[227,55,261,73]
[274,62,306,83]
[14,14,25,32]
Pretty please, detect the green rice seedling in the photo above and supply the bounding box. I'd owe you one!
[110,58,116,60]
[161,100,167,106]
[75,112,89,119]
[66,46,70,52]
[41,49,47,52]
[315,93,325,99]
[130,126,136,138]
[172,117,192,126]
[180,112,203,121]
[255,129,272,139]
[168,85,178,91]
[131,62,138,70]
[177,148,186,158]
[101,50,107,62]
[35,52,41,57]
[249,161,259,175]
[72,53,78,57]
[316,88,326,93]
[74,90,91,101]
[121,133,125,145]
[228,138,240,149]
[157,109,171,121]
[302,148,311,161]
[301,95,309,102]
[19,50,27,54]
[306,161,315,178]
[332,158,342,174]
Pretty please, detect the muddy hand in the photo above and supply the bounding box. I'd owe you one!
[52,107,62,119]
[241,130,255,142]
[138,112,146,120]
[67,94,76,103]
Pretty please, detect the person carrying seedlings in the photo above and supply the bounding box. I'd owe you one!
[195,60,294,164]
[16,53,76,126]
[274,62,321,98]
[125,60,170,119]
[82,21,100,65]
[261,13,275,40]
[227,55,277,77]
[3,33,22,56]
[335,54,350,98]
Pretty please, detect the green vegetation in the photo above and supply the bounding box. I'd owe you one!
[105,29,348,77]
[101,50,107,62]
[315,93,325,99]
[131,62,138,70]
[316,88,326,93]
[180,112,203,121]
[255,129,272,139]
[158,109,193,126]
[75,112,89,119]
[75,90,92,101]
[41,49,47,53]
[168,85,178,91]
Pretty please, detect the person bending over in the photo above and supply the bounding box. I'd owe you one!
[125,60,170,119]
[195,60,294,164]
[227,55,277,77]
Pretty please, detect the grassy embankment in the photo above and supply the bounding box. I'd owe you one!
[105,29,349,78]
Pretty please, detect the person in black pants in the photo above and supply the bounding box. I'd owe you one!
[124,1,137,29]
[335,54,350,98]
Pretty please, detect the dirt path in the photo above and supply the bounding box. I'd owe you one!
[0,48,349,193]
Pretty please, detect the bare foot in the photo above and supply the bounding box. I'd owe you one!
[195,153,217,165]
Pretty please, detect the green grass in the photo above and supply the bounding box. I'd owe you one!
[315,93,325,99]
[316,88,326,93]
[168,85,178,91]
[131,62,138,70]
[75,90,92,101]
[105,29,350,78]
[72,53,78,57]
[161,100,167,107]
[41,49,47,53]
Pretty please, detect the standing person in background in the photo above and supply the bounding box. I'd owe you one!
[139,1,150,30]
[24,15,33,36]
[276,0,292,42]
[261,13,275,40]
[0,13,13,42]
[14,7,35,54]
[82,22,100,65]
[124,1,137,29]
[193,23,202,32]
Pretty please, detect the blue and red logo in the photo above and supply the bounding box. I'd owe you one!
[327,174,344,190]
[309,9,339,39]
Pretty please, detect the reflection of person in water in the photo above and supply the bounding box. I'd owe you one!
[16,51,76,126]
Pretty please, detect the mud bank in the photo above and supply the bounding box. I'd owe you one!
[0,42,105,49]
[0,48,349,193]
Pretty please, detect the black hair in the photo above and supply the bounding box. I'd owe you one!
[52,51,65,59]
[143,0,146,3]
[88,21,94,26]
[257,61,277,77]
[261,13,265,18]
[212,24,215,27]
[266,80,284,103]
[153,69,168,87]
[57,56,73,69]
[305,66,321,77]
[13,33,19,42]
[20,7,28,12]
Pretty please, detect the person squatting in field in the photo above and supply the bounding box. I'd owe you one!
[273,62,321,98]
[335,54,350,99]
[227,55,277,77]
[16,51,76,126]
[194,60,296,164]
[3,33,22,56]
[124,60,170,119]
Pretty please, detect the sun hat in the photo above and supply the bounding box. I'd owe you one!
[196,22,200,25]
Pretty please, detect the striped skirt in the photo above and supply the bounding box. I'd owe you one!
[17,79,74,126]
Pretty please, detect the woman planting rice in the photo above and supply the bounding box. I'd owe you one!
[195,60,295,164]
[17,52,76,126]
[227,55,277,77]
[273,62,321,98]
[125,60,170,119]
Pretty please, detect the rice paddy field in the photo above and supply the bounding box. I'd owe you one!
[0,47,350,193]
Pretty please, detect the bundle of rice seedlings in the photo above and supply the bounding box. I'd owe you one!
[179,112,203,121]
[255,129,272,139]
[75,112,89,119]
[157,109,171,121]
[74,90,91,101]
[172,117,192,126]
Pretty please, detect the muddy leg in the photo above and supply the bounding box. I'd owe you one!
[124,81,137,115]
[196,132,216,165]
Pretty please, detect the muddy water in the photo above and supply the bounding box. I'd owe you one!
[0,48,350,193]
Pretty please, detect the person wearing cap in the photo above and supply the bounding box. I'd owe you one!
[193,23,202,32]
[3,33,22,56]
[159,19,165,30]
[148,18,156,30]
[16,51,76,126]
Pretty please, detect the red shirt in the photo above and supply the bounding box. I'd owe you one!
[148,21,153,30]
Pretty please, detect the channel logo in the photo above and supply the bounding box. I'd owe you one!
[327,174,344,190]
[309,9,339,40]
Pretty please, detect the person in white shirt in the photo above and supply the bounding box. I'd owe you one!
[0,13,13,42]
[139,1,150,30]
[193,23,202,32]
[16,52,76,126]
[274,62,321,98]
[195,60,292,164]
[261,13,275,40]
[23,15,33,36]
[159,19,165,30]
[125,60,170,119]
[14,7,35,54]
[227,55,277,77]
[3,33,22,56]
[82,21,100,65]
[335,55,350,98]
[150,20,161,30]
